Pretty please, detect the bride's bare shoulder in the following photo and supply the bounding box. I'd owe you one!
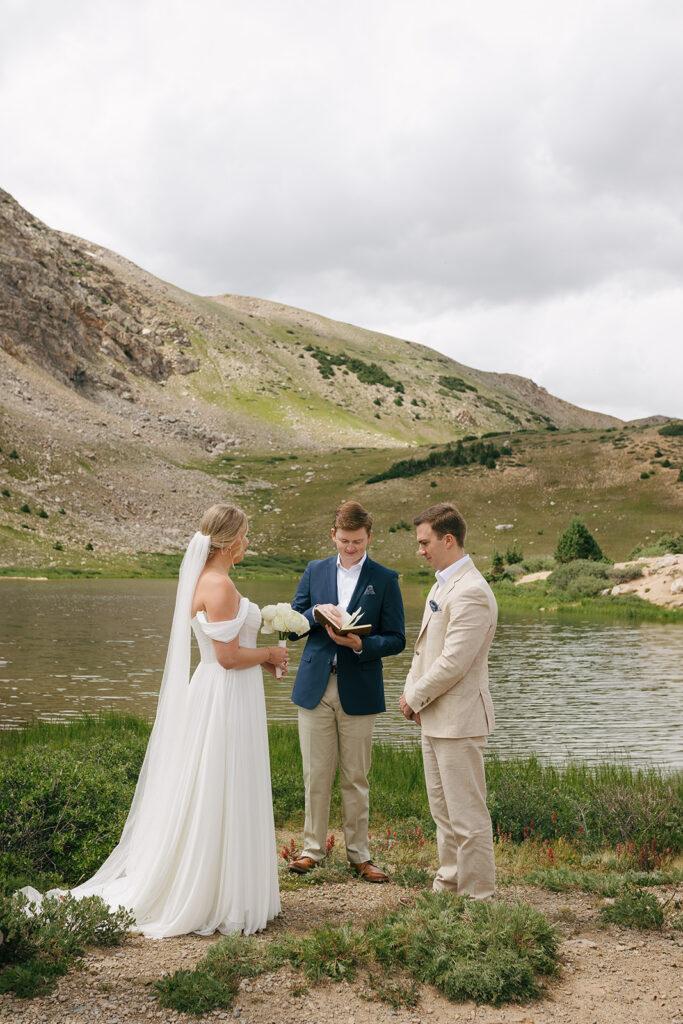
[193,570,241,620]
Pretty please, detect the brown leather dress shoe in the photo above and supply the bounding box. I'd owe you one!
[352,860,389,883]
[288,856,317,874]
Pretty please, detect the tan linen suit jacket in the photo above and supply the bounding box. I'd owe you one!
[404,559,497,739]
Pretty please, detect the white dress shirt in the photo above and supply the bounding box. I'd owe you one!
[337,553,366,610]
[435,554,470,591]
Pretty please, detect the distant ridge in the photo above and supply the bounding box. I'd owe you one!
[5,186,679,572]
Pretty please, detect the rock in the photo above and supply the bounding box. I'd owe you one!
[495,524,514,531]
[652,555,678,568]
[671,578,683,595]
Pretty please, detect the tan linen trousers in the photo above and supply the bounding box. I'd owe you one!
[297,675,376,864]
[421,733,495,900]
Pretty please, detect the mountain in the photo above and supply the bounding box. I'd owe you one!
[2,187,680,571]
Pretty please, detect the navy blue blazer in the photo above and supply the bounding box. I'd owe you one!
[290,556,406,715]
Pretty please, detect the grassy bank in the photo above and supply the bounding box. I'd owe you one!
[1,714,680,896]
[492,580,683,622]
[1,714,681,1010]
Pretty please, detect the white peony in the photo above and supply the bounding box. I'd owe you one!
[261,602,309,636]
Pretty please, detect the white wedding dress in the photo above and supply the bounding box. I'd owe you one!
[22,584,281,939]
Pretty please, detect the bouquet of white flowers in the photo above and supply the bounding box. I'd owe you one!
[261,603,309,678]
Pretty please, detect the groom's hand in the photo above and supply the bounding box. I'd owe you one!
[399,692,418,723]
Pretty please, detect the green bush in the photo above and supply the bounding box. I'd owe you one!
[598,887,664,930]
[367,440,501,484]
[486,756,682,851]
[607,565,643,585]
[0,730,147,889]
[547,560,609,599]
[157,894,558,1013]
[519,555,555,573]
[504,543,524,565]
[658,421,683,437]
[20,503,30,514]
[0,891,132,997]
[628,532,683,558]
[554,518,604,563]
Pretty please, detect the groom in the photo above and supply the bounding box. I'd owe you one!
[288,500,405,881]
[399,502,497,900]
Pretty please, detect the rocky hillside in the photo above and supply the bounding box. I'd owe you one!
[3,186,678,571]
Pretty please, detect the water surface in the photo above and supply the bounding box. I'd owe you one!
[1,578,681,767]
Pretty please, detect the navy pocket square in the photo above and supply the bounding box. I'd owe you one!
[363,585,375,595]
[429,599,441,612]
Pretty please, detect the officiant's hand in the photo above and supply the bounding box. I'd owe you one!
[316,603,343,626]
[324,625,363,652]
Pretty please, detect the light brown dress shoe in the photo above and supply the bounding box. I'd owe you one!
[288,856,317,874]
[352,860,389,883]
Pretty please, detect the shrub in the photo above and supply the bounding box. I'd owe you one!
[85,542,94,551]
[1,488,9,497]
[20,503,30,514]
[367,440,501,484]
[0,891,132,997]
[628,532,683,558]
[598,887,664,930]
[491,549,505,578]
[38,509,48,519]
[607,565,643,585]
[640,471,650,480]
[0,733,147,888]
[658,421,683,436]
[9,450,19,460]
[438,375,477,394]
[505,543,524,565]
[554,518,604,563]
[520,555,555,573]
[156,894,558,1013]
[547,560,609,599]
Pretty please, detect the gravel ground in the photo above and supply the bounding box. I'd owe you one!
[2,880,681,1024]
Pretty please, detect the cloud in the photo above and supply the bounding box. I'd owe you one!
[1,0,682,418]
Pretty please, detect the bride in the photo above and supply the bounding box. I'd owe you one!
[25,505,286,937]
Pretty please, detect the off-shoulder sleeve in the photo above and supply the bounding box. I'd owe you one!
[195,599,250,642]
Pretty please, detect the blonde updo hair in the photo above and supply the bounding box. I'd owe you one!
[200,503,248,554]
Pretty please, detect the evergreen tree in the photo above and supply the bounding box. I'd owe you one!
[491,548,505,577]
[554,518,604,563]
[504,543,523,565]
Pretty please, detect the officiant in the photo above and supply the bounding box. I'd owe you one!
[287,500,406,881]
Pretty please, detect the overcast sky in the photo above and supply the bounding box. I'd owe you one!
[2,0,682,420]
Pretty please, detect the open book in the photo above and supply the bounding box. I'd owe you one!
[313,606,372,637]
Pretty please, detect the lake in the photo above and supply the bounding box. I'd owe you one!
[1,578,681,768]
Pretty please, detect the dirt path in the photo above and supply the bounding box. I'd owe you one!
[2,881,680,1024]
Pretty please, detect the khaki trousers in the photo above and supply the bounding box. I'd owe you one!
[422,733,495,900]
[297,675,376,864]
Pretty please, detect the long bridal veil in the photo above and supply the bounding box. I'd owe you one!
[72,530,211,898]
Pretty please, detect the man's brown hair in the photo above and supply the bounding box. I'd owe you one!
[413,502,467,546]
[333,500,373,533]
